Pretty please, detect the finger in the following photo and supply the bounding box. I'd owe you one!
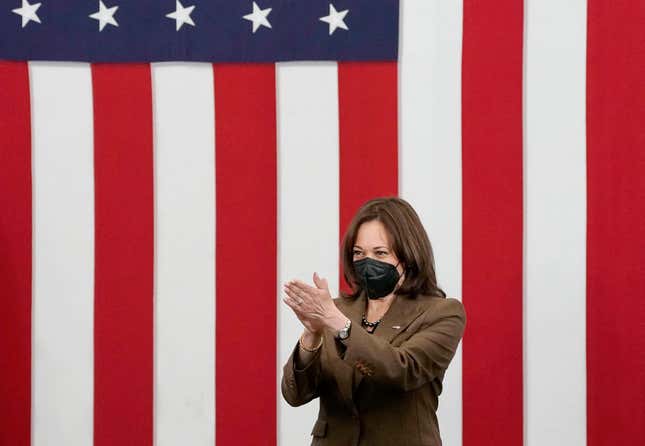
[284,281,302,293]
[291,279,317,294]
[313,272,324,289]
[285,282,310,301]
[283,282,296,295]
[313,272,329,291]
[284,299,309,322]
[284,287,305,305]
[283,297,302,311]
[293,280,325,301]
[283,286,304,302]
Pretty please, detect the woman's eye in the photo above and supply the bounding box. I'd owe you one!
[353,251,362,256]
[377,251,387,256]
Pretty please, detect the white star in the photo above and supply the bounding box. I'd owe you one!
[166,0,195,31]
[319,3,349,35]
[12,0,42,28]
[243,2,271,33]
[89,1,118,32]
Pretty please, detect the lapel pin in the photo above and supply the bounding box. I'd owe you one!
[392,325,401,329]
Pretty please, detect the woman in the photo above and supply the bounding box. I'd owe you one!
[281,197,466,446]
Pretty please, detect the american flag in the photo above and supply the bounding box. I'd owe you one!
[1,1,643,445]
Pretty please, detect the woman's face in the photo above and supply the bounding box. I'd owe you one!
[352,220,405,285]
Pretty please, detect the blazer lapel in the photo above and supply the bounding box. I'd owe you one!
[374,293,428,343]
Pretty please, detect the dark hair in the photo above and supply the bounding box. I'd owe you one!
[340,197,446,299]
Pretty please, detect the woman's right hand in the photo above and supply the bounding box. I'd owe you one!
[283,291,320,334]
[283,272,332,334]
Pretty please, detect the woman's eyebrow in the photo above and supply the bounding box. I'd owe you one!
[353,245,389,250]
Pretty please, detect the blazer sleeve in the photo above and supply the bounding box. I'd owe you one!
[280,340,323,407]
[338,297,466,392]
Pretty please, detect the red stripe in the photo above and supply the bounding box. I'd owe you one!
[586,2,645,443]
[0,62,32,446]
[338,62,398,292]
[213,64,277,445]
[91,64,154,446]
[461,2,524,445]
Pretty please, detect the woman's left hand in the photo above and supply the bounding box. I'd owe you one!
[283,272,345,333]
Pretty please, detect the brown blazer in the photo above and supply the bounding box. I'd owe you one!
[281,291,466,446]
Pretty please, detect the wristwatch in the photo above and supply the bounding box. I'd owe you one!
[336,319,352,340]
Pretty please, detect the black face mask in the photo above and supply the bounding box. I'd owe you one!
[354,257,401,299]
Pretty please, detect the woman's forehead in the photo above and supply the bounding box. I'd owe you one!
[355,220,391,247]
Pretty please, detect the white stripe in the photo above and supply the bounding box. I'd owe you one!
[276,62,340,445]
[524,1,587,444]
[151,63,216,446]
[399,1,464,444]
[30,62,95,446]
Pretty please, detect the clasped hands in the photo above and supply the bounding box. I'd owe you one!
[282,272,348,337]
